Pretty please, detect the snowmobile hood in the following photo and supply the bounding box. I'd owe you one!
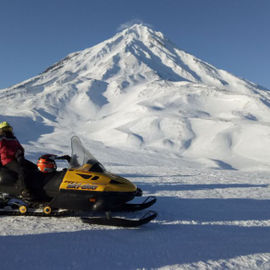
[59,169,137,193]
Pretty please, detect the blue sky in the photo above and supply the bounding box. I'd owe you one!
[0,0,269,89]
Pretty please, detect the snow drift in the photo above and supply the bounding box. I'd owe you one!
[0,24,270,170]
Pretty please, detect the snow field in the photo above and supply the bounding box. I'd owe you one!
[1,24,270,269]
[1,150,270,269]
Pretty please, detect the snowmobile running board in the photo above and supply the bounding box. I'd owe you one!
[0,208,157,227]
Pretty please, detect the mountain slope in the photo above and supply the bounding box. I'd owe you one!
[1,24,270,170]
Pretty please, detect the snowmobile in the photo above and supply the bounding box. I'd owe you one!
[0,136,157,227]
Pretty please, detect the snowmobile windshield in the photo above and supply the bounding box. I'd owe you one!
[69,136,106,173]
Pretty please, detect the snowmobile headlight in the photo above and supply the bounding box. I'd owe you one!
[110,179,122,184]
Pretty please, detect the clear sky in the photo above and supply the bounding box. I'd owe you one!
[0,0,269,89]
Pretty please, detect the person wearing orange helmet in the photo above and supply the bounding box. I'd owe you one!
[37,154,71,173]
[37,154,57,173]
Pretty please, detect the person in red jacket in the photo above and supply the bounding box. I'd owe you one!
[0,121,32,199]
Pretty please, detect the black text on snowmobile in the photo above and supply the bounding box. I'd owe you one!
[0,136,157,227]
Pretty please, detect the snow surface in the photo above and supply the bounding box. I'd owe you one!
[1,149,270,270]
[1,24,270,269]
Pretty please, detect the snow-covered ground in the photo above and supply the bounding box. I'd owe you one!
[1,24,270,269]
[1,147,270,270]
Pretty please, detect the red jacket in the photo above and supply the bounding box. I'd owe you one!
[0,134,24,166]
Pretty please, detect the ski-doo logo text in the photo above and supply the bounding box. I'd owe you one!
[66,182,98,190]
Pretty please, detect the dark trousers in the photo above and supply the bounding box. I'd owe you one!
[5,160,26,191]
[5,159,37,190]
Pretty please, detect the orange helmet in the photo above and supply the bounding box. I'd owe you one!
[37,154,57,173]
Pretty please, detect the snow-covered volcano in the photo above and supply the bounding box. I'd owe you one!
[1,24,270,170]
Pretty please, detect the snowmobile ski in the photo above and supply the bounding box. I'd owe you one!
[81,210,157,227]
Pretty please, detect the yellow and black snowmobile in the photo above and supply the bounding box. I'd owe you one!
[0,136,157,227]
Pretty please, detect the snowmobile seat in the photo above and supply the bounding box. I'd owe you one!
[0,167,20,195]
[0,167,18,186]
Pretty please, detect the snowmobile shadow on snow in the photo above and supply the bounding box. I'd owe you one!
[137,182,269,193]
[156,195,270,222]
[1,222,270,269]
[147,195,270,267]
[120,173,196,179]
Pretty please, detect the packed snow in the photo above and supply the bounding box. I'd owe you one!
[1,24,270,269]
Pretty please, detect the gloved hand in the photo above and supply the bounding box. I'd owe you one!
[15,149,24,164]
[56,155,71,162]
